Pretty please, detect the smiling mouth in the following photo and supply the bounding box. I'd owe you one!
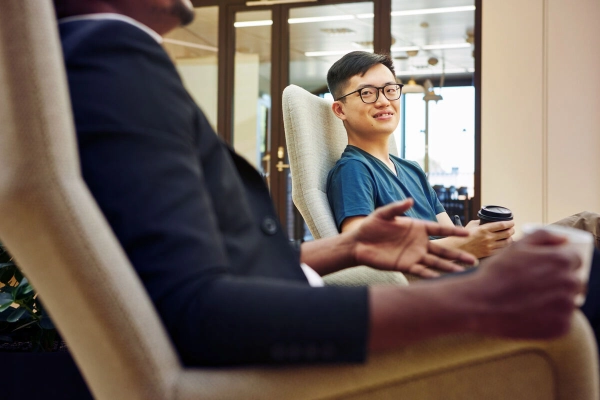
[373,112,394,118]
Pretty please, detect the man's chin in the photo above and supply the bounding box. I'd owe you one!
[177,0,195,26]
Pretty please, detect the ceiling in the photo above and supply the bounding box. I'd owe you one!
[164,0,475,93]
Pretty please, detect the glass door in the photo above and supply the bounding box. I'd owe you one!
[232,9,272,183]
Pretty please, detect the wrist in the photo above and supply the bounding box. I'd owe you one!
[452,271,488,334]
[435,236,465,250]
[338,229,361,267]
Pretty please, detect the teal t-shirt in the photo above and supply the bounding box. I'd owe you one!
[326,145,445,231]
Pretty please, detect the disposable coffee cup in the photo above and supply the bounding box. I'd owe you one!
[478,205,513,225]
[521,223,594,306]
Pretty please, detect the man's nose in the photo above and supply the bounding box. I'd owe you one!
[375,89,391,105]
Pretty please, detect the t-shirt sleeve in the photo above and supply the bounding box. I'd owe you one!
[428,181,446,214]
[327,160,376,231]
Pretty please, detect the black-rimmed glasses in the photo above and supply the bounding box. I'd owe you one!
[335,83,404,103]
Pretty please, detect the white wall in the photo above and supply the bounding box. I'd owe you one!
[482,0,600,230]
[546,0,600,222]
[176,53,261,169]
[233,53,260,169]
[176,56,218,130]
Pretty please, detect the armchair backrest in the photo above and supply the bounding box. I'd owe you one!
[0,2,180,399]
[282,84,398,239]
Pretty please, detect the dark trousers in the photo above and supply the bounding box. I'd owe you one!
[581,249,600,354]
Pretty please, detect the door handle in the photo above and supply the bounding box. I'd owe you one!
[276,146,289,172]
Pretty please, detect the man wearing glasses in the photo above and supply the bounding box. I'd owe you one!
[327,51,515,259]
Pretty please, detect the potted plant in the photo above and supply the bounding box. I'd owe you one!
[0,242,91,399]
[0,243,59,352]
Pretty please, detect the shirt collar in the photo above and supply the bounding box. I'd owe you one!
[58,13,163,44]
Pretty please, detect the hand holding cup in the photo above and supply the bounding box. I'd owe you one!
[522,223,594,306]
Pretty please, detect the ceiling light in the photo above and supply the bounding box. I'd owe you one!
[237,5,476,28]
[422,43,471,50]
[352,40,373,47]
[305,49,373,57]
[394,68,474,76]
[234,20,273,28]
[235,15,357,28]
[289,15,355,24]
[390,46,420,53]
[306,42,470,57]
[424,91,443,102]
[246,0,316,5]
[320,28,356,35]
[399,78,425,93]
[391,44,468,53]
[391,6,476,17]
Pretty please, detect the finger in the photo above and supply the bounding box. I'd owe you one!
[429,241,477,265]
[491,237,513,250]
[407,264,440,278]
[421,253,466,272]
[494,228,515,241]
[374,198,414,220]
[520,229,568,246]
[564,250,583,271]
[486,220,515,232]
[519,244,581,272]
[421,220,470,237]
[466,220,481,228]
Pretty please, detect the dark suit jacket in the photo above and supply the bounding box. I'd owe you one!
[59,18,368,366]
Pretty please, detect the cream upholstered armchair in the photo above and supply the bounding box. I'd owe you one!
[0,2,598,399]
[282,84,400,240]
[282,84,410,286]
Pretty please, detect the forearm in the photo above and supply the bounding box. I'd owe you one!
[433,213,473,254]
[368,273,481,351]
[300,233,358,276]
[432,236,468,252]
[168,277,369,365]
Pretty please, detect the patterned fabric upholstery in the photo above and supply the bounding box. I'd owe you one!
[282,84,399,240]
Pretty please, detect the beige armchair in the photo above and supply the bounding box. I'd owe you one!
[282,84,410,286]
[0,2,598,399]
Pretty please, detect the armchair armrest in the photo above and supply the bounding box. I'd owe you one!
[177,311,598,400]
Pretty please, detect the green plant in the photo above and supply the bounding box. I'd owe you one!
[0,242,58,352]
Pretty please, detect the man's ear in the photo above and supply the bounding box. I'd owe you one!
[331,101,347,121]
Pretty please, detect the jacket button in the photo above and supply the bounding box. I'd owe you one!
[261,217,278,235]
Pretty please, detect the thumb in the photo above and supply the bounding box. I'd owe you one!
[520,228,568,246]
[373,198,414,221]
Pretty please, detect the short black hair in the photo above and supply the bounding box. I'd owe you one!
[326,51,396,101]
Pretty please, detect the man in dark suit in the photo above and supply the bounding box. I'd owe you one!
[54,0,587,367]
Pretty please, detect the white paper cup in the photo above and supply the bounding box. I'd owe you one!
[521,223,594,305]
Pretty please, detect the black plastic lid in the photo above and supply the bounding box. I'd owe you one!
[477,205,513,221]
